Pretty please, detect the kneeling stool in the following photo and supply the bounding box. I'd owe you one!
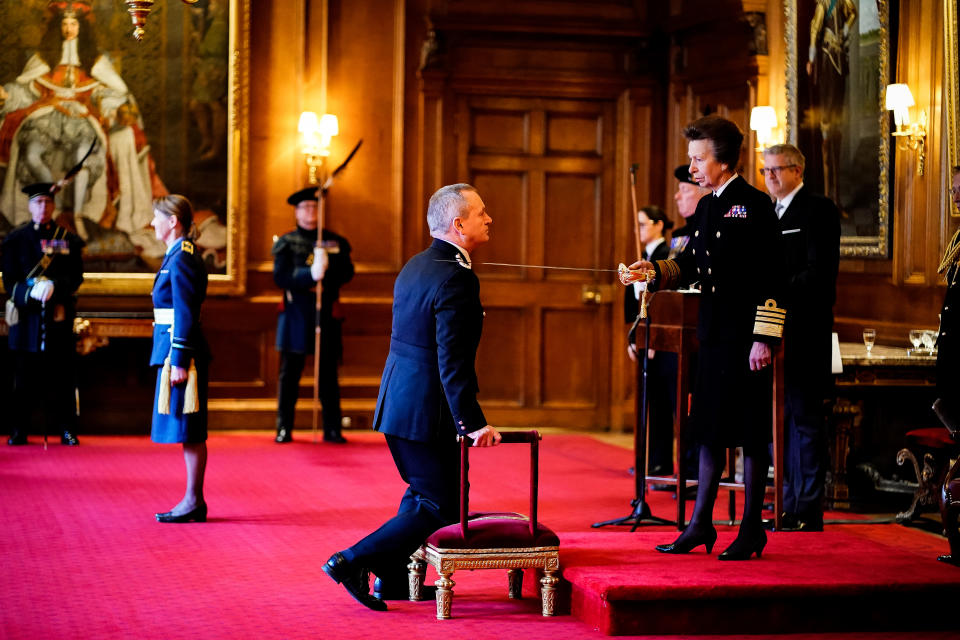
[409,430,560,619]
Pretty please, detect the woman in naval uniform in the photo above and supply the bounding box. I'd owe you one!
[627,115,785,560]
[149,195,210,523]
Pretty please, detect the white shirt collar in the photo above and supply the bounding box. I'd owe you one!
[644,236,665,258]
[439,238,471,269]
[165,237,184,256]
[713,173,738,198]
[776,182,804,217]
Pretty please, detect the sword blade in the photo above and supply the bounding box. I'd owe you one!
[435,259,619,273]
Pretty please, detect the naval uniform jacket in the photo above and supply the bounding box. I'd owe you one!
[272,227,354,355]
[2,220,84,353]
[650,176,784,447]
[778,186,840,391]
[373,239,486,443]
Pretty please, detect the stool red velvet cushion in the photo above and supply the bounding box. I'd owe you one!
[426,513,559,550]
[906,428,956,449]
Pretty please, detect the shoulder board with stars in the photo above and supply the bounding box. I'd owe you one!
[181,241,194,254]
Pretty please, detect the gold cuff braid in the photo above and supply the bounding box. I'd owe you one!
[754,298,786,338]
[655,259,681,290]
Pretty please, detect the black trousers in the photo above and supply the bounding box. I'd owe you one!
[11,349,77,435]
[276,344,342,434]
[347,434,460,583]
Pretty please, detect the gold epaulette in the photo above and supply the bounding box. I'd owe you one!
[754,299,786,339]
[655,259,681,290]
[182,240,194,254]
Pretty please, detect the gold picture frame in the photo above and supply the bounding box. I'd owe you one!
[785,0,891,257]
[945,0,960,217]
[0,0,248,296]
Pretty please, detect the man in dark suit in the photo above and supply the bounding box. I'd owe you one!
[2,182,85,446]
[762,143,840,531]
[272,186,354,443]
[323,183,501,610]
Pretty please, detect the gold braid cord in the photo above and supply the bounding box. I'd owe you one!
[938,228,960,275]
[754,299,786,339]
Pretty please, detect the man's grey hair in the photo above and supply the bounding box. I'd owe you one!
[763,143,805,171]
[427,183,477,237]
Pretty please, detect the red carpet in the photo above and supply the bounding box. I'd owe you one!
[1,432,958,639]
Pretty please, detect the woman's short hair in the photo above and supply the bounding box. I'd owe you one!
[682,115,744,169]
[427,183,477,236]
[154,194,195,237]
[640,205,673,231]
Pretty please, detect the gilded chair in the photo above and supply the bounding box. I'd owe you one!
[408,430,560,620]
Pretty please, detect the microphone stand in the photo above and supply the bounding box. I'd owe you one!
[593,289,673,529]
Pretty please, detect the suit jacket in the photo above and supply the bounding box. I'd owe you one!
[654,176,784,346]
[2,220,84,353]
[778,186,840,381]
[373,239,486,443]
[273,227,354,354]
[938,258,960,399]
[150,238,208,368]
[624,240,669,323]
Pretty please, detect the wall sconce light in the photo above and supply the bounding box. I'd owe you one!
[749,106,778,151]
[299,112,339,185]
[885,83,927,176]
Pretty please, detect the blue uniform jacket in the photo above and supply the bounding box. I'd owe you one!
[272,227,354,354]
[373,239,486,443]
[1,221,84,353]
[150,238,208,369]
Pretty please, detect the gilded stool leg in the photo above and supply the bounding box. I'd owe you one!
[435,572,455,620]
[539,570,559,616]
[506,568,523,599]
[407,557,427,601]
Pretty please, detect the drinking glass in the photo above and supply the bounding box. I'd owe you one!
[909,329,923,354]
[862,328,877,357]
[921,330,937,355]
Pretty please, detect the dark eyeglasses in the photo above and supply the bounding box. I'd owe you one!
[759,165,798,177]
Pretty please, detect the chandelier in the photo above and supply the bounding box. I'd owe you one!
[124,0,199,40]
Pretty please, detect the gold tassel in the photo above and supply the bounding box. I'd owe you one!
[183,361,199,415]
[639,288,648,319]
[158,357,171,415]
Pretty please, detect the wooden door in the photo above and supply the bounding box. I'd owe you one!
[455,95,617,429]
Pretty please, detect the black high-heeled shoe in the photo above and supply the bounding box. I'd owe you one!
[155,502,207,523]
[718,528,766,560]
[655,525,718,554]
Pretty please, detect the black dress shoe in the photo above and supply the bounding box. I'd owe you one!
[372,577,437,601]
[156,502,207,523]
[656,525,718,554]
[7,431,27,446]
[323,553,387,611]
[61,430,79,446]
[779,512,823,532]
[718,528,767,560]
[323,432,347,444]
[275,427,292,443]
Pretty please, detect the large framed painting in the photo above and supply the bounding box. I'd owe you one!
[945,0,960,218]
[0,0,248,295]
[785,0,891,257]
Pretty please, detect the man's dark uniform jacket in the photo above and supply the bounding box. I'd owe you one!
[273,227,354,355]
[345,239,487,588]
[3,220,84,353]
[649,176,784,448]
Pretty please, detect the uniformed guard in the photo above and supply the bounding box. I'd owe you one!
[273,186,354,443]
[2,182,85,446]
[626,115,785,561]
[149,195,210,523]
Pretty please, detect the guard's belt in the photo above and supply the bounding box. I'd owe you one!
[154,308,174,325]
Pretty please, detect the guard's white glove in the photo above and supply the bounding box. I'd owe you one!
[310,247,328,282]
[29,279,54,303]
